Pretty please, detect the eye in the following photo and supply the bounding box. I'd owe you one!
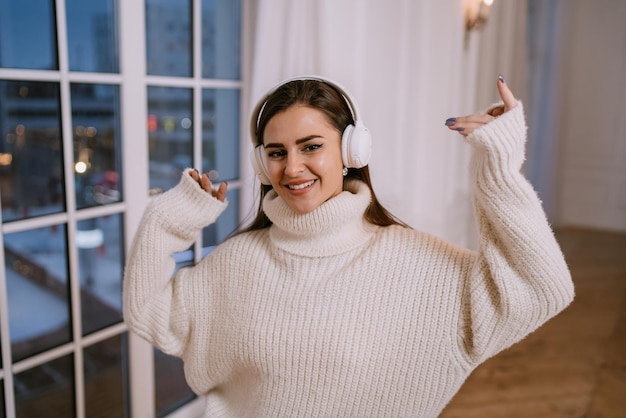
[303,143,322,152]
[267,149,286,159]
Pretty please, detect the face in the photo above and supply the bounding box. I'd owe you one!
[263,105,345,214]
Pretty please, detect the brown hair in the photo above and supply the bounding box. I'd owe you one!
[238,79,409,234]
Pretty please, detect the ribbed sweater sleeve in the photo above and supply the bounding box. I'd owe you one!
[123,169,228,356]
[460,102,575,365]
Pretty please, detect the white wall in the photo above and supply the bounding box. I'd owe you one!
[553,0,626,232]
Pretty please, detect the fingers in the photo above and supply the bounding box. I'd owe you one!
[445,114,494,137]
[444,74,518,137]
[216,181,228,202]
[200,172,213,193]
[188,169,228,202]
[488,106,504,117]
[188,169,210,192]
[189,169,200,181]
[496,74,518,112]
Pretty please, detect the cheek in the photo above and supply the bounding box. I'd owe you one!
[318,145,344,170]
[264,161,284,187]
[313,154,343,176]
[267,160,282,176]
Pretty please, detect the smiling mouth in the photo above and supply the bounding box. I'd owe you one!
[286,180,316,190]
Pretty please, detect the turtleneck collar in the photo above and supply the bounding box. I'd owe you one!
[263,180,377,257]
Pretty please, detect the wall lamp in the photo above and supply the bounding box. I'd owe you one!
[465,0,494,33]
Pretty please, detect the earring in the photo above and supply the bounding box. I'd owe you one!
[342,167,348,176]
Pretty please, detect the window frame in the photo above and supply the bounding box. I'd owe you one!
[0,0,250,416]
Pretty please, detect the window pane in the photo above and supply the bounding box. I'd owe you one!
[0,0,58,70]
[71,83,122,209]
[154,349,195,417]
[66,0,119,73]
[147,86,193,193]
[146,0,192,77]
[84,334,129,417]
[14,354,75,417]
[202,88,239,182]
[78,215,124,336]
[0,80,64,222]
[4,225,71,362]
[201,0,241,79]
[202,188,239,250]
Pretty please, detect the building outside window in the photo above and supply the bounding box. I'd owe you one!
[0,0,244,416]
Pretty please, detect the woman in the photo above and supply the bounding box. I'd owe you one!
[124,75,574,417]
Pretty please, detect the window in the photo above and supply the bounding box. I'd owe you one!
[0,0,244,416]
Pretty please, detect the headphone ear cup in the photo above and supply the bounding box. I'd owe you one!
[341,121,372,169]
[250,146,272,185]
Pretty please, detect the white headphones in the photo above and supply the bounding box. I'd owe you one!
[249,75,372,185]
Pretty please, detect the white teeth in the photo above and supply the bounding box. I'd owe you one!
[287,180,315,190]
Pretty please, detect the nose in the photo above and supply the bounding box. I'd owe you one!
[284,152,305,177]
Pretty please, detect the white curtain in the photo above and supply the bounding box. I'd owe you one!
[243,0,526,249]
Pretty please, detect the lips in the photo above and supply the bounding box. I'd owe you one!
[285,179,316,190]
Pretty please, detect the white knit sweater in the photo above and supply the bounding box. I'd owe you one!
[124,103,574,417]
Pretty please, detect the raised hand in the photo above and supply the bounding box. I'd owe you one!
[189,169,228,202]
[445,74,518,137]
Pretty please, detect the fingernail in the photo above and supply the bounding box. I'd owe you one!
[445,117,456,126]
[455,127,465,132]
[498,74,505,83]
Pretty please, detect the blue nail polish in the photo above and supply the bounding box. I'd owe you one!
[498,74,505,83]
[455,127,465,132]
[445,118,456,126]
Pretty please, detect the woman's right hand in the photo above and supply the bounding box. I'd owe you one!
[189,170,228,202]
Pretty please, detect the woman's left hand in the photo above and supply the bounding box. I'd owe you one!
[445,74,518,137]
[189,169,228,202]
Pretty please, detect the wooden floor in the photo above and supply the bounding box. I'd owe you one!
[440,227,626,418]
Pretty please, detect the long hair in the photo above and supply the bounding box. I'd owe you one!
[238,79,409,234]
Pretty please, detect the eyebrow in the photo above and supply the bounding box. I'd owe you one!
[264,135,323,149]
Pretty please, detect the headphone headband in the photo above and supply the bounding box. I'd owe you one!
[249,75,363,146]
